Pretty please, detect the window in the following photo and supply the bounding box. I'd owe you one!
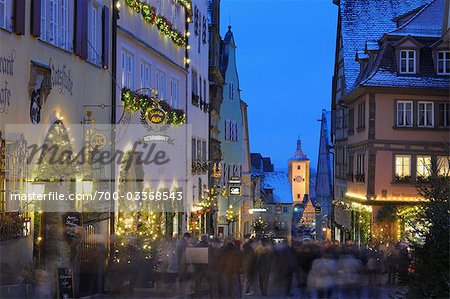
[229,83,234,100]
[140,60,151,91]
[439,102,449,127]
[199,77,202,99]
[417,155,431,178]
[191,138,197,161]
[348,108,354,133]
[224,120,229,141]
[170,78,179,108]
[121,49,135,89]
[437,51,450,75]
[297,165,301,170]
[192,70,198,95]
[202,140,207,162]
[357,102,365,129]
[88,0,101,64]
[437,156,450,176]
[203,79,207,101]
[397,101,413,127]
[0,0,7,30]
[41,0,71,50]
[399,50,416,74]
[395,155,411,178]
[156,69,166,99]
[156,0,163,14]
[171,4,180,30]
[418,101,434,127]
[356,153,365,182]
[282,206,288,213]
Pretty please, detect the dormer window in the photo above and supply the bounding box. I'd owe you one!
[437,51,450,75]
[400,50,416,74]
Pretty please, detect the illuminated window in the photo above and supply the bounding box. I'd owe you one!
[437,156,450,176]
[395,155,411,177]
[417,155,431,178]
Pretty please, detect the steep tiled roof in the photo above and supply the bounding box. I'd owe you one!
[389,0,445,37]
[339,0,431,93]
[358,38,450,89]
[261,171,293,204]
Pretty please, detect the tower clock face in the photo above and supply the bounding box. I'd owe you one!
[295,176,303,182]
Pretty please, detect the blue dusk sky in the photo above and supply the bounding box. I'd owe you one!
[220,0,338,170]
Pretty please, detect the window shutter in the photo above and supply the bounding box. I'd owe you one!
[14,0,26,35]
[75,0,88,59]
[31,0,41,37]
[102,5,109,68]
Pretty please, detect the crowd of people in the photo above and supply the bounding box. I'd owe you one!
[161,233,411,298]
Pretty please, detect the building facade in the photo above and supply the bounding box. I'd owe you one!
[216,26,245,238]
[0,0,112,296]
[331,0,450,244]
[115,0,190,236]
[186,0,210,236]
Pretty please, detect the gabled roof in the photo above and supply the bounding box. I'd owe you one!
[261,171,293,204]
[338,0,431,93]
[220,26,237,79]
[391,35,423,47]
[357,38,450,90]
[389,0,445,37]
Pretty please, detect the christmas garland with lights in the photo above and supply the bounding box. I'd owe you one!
[125,0,187,47]
[121,88,186,126]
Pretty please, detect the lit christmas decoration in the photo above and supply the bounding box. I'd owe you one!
[226,204,237,223]
[121,88,186,125]
[124,0,187,47]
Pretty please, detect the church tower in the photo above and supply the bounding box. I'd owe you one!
[288,138,310,205]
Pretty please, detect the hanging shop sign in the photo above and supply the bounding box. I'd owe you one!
[229,186,241,196]
[147,107,167,125]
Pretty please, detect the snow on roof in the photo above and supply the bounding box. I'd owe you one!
[339,0,431,93]
[261,170,293,204]
[389,0,445,37]
[359,39,450,89]
[356,51,369,61]
[365,40,380,51]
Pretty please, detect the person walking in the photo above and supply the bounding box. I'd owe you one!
[254,239,272,296]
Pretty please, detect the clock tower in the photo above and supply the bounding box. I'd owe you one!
[289,138,310,205]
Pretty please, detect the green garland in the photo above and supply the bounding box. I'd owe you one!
[125,0,187,47]
[121,88,186,126]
